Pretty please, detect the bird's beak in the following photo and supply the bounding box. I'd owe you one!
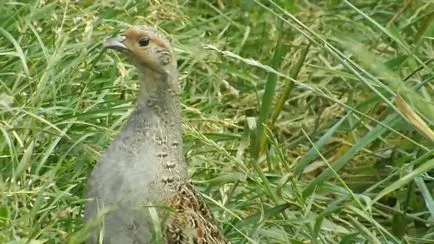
[104,36,128,52]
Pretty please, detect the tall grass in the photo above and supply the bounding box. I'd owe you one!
[1,0,433,243]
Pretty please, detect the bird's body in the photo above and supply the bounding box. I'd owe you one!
[85,26,225,244]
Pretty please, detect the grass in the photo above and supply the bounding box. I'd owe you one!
[1,0,434,243]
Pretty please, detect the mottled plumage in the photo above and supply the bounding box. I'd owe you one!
[85,26,225,244]
[165,183,225,244]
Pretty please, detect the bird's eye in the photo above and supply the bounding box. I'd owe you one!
[138,38,150,47]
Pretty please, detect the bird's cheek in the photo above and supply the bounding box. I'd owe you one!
[159,55,171,65]
[135,55,152,67]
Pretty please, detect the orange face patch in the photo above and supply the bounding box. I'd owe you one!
[123,27,172,52]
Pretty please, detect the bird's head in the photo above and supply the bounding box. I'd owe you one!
[104,26,176,75]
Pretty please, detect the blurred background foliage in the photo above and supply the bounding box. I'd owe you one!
[0,0,433,243]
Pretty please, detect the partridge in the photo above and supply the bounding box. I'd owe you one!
[85,26,225,244]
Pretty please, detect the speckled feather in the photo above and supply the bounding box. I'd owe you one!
[85,26,226,244]
[165,183,226,244]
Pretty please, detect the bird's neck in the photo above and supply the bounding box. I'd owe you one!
[113,68,188,191]
[131,69,182,133]
[137,67,181,102]
[133,69,187,184]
